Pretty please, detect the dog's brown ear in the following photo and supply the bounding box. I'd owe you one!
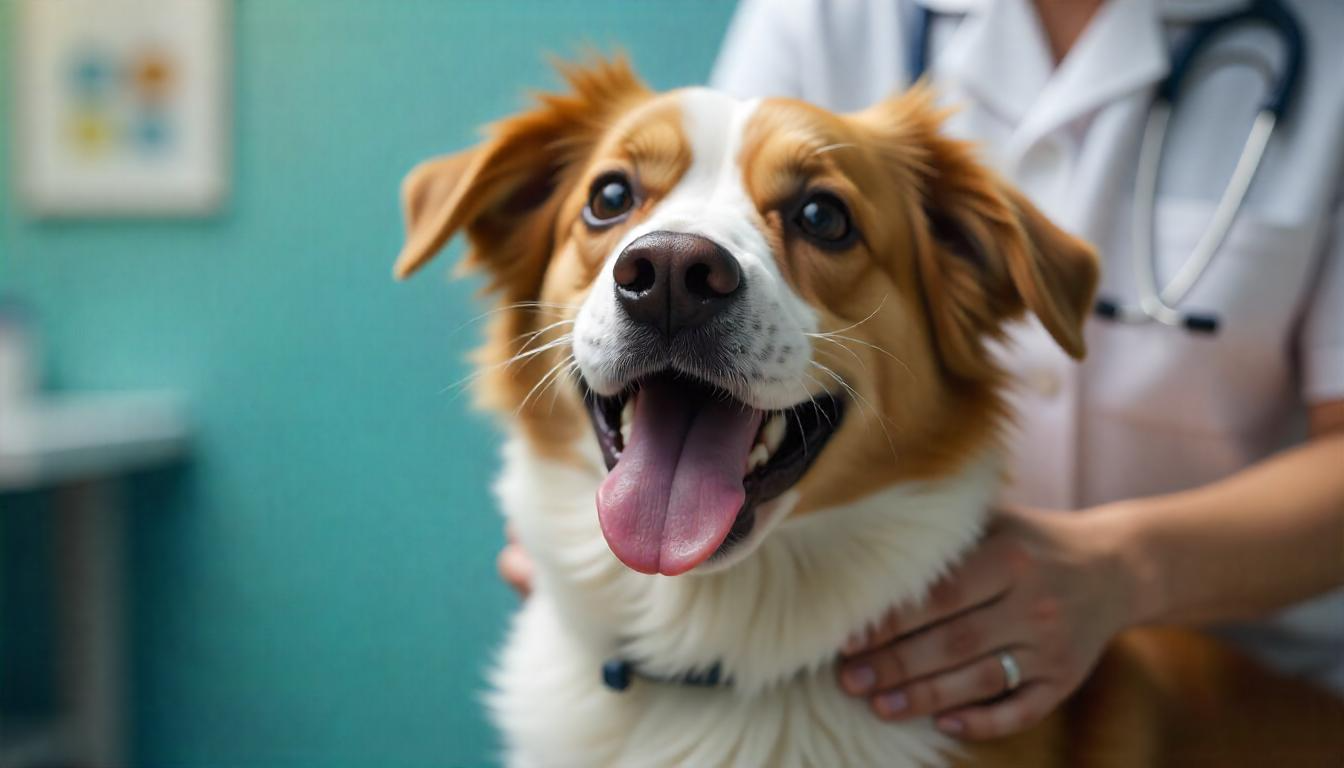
[393,57,650,289]
[992,185,1099,359]
[857,89,1098,379]
[917,154,1098,370]
[395,151,480,279]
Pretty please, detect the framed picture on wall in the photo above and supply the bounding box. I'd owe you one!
[15,0,231,216]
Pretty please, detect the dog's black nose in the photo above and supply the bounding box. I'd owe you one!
[613,231,743,337]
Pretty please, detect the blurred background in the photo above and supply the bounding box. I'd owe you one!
[0,1,735,765]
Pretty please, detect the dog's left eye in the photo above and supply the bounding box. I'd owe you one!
[794,193,853,245]
[584,173,635,226]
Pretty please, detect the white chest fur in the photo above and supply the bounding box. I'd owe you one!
[487,435,997,767]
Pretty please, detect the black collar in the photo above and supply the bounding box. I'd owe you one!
[602,658,730,691]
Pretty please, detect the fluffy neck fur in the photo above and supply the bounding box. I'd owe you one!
[495,433,998,694]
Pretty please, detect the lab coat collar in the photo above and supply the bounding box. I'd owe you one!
[934,0,1170,154]
[935,0,1054,126]
[1010,0,1169,154]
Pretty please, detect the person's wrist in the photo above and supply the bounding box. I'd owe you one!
[1082,501,1163,630]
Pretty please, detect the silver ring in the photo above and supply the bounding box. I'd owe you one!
[998,651,1022,693]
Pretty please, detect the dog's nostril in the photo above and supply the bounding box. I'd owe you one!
[685,263,715,299]
[685,255,741,299]
[616,257,657,293]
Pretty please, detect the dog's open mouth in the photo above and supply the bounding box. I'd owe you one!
[584,371,844,576]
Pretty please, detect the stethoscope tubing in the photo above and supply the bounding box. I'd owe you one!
[1102,0,1303,334]
[1122,104,1277,332]
[906,0,1304,336]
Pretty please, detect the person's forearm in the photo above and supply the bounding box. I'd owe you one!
[1099,432,1344,628]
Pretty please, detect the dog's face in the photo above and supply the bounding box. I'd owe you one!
[397,60,1096,577]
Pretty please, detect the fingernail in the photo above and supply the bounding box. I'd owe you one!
[841,633,865,655]
[842,665,876,694]
[877,690,908,716]
[937,717,964,734]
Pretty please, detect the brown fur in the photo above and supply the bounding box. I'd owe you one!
[736,91,1097,514]
[396,58,659,456]
[966,628,1344,767]
[397,58,1344,766]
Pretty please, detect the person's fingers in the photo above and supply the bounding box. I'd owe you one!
[842,537,1014,656]
[866,648,1040,721]
[497,541,533,598]
[839,604,1015,696]
[840,538,1022,666]
[986,504,1030,526]
[933,681,1058,741]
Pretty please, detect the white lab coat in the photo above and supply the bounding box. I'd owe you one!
[712,0,1344,693]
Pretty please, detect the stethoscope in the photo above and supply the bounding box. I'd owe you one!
[909,0,1305,335]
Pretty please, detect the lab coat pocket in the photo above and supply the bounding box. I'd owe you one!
[1151,200,1318,332]
[1090,199,1319,439]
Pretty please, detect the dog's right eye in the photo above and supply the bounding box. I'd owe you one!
[584,173,635,226]
[794,192,854,247]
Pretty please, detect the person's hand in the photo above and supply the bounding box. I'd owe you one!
[836,505,1134,741]
[498,523,534,598]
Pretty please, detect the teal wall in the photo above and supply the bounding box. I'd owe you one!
[0,2,735,765]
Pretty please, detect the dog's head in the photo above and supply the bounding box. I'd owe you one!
[396,59,1097,577]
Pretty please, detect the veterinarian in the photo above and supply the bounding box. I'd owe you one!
[499,0,1344,741]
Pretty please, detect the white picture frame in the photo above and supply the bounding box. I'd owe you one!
[15,0,231,216]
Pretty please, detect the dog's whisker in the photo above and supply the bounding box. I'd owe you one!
[813,332,915,381]
[807,335,867,371]
[537,356,579,416]
[820,294,889,336]
[450,301,578,335]
[497,300,581,314]
[808,361,888,429]
[440,333,573,396]
[811,142,858,157]
[547,359,582,415]
[809,360,900,464]
[799,371,837,429]
[501,334,575,368]
[516,350,579,417]
[510,317,577,348]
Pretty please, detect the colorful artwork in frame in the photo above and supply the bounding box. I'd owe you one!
[16,0,230,216]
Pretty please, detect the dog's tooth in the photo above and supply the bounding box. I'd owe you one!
[747,443,770,472]
[619,397,635,444]
[762,413,786,453]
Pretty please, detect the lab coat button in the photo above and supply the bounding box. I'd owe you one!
[1028,369,1061,398]
[1022,141,1063,171]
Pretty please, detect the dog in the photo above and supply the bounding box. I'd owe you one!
[395,58,1344,767]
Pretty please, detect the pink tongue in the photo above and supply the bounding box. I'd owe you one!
[596,379,763,576]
